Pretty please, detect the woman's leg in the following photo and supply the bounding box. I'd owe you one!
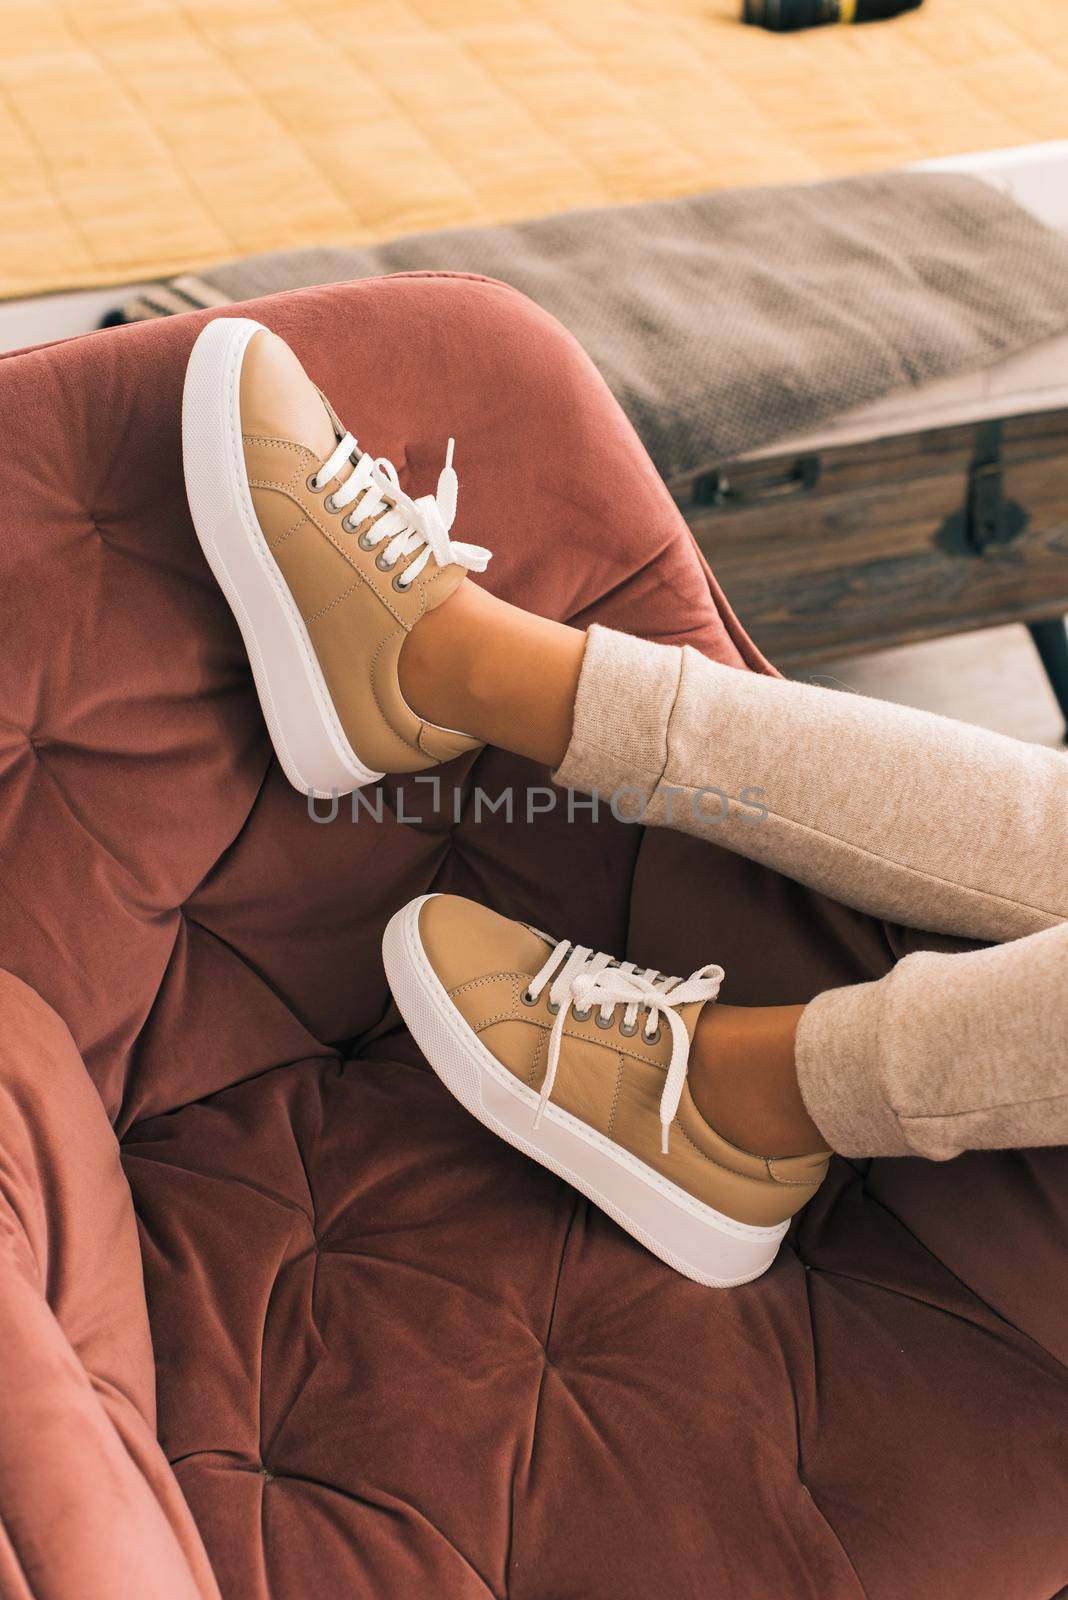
[796,919,1068,1159]
[400,581,1068,1162]
[399,581,584,771]
[401,582,1068,943]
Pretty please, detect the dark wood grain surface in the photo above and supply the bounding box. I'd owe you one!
[678,410,1068,668]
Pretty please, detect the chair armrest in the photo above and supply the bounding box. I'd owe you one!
[0,972,218,1600]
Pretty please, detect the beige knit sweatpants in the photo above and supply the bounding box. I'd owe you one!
[553,625,1068,1161]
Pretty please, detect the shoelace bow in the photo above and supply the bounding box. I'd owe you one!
[312,433,492,587]
[526,939,725,1154]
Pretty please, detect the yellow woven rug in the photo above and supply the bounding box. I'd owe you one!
[3,0,1066,299]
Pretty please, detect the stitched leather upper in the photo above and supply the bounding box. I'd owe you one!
[418,894,828,1226]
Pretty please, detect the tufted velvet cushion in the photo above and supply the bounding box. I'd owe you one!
[0,276,1065,1599]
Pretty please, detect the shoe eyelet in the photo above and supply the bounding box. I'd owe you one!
[594,1011,616,1031]
[572,1005,593,1023]
[357,529,377,551]
[618,1019,639,1038]
[375,550,396,572]
[644,1024,662,1047]
[547,1000,560,1016]
[520,989,538,1007]
[324,492,339,513]
[392,573,411,593]
[306,473,322,493]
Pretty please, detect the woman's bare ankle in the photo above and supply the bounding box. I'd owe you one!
[689,1002,826,1157]
[397,577,490,733]
[398,580,587,768]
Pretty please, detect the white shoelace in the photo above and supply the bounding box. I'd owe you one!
[311,433,492,587]
[526,939,725,1154]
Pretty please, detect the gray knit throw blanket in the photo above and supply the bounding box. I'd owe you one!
[115,172,1068,484]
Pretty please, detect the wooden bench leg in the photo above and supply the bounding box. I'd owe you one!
[1028,617,1068,742]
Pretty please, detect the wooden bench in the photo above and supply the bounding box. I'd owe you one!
[678,409,1068,740]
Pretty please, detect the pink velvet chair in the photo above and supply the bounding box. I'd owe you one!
[0,275,1065,1599]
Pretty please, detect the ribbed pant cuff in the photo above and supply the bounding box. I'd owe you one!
[552,624,682,808]
[795,980,913,1158]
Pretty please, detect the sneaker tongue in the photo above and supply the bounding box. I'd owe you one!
[314,387,358,485]
[493,921,560,995]
[424,560,469,607]
[676,999,709,1045]
[307,396,344,464]
[520,925,564,979]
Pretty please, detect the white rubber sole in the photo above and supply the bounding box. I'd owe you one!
[383,896,788,1288]
[181,315,382,798]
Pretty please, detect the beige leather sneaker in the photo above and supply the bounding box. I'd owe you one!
[383,895,829,1287]
[182,316,491,796]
